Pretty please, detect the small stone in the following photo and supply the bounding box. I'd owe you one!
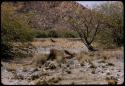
[107,72,110,75]
[66,64,70,67]
[66,70,71,74]
[91,70,96,74]
[80,63,85,66]
[106,63,115,66]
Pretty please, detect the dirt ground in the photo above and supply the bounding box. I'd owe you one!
[1,38,124,85]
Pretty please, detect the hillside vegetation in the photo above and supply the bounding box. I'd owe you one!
[1,1,123,59]
[1,1,124,85]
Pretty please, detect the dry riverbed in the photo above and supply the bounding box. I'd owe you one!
[1,38,124,85]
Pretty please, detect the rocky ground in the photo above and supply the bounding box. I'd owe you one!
[1,38,124,85]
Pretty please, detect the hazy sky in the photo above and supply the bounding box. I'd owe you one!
[76,1,107,8]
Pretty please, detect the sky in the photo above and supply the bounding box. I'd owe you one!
[76,1,107,8]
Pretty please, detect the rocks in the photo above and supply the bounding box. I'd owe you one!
[30,72,40,80]
[15,67,42,80]
[44,61,58,70]
[91,70,96,74]
[1,48,124,85]
[106,76,118,85]
[106,62,115,66]
[65,70,71,74]
[32,77,62,85]
[12,42,36,58]
[89,62,97,69]
[80,63,85,66]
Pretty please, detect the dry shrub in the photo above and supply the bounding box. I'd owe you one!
[106,77,118,85]
[32,53,49,66]
[76,51,95,64]
[12,42,36,58]
[48,49,65,63]
[2,62,19,71]
[98,50,123,60]
[107,79,118,85]
[34,77,61,85]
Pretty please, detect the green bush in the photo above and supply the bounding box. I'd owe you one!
[96,30,117,49]
[1,2,35,60]
[62,31,79,38]
[47,30,59,38]
[34,30,79,38]
[35,31,48,38]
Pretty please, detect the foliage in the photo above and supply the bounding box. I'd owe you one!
[1,2,35,59]
[62,31,79,38]
[1,2,35,43]
[64,7,109,51]
[95,1,123,47]
[35,30,48,38]
[34,30,79,38]
[47,30,59,38]
[96,31,116,49]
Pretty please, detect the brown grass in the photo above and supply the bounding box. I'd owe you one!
[34,77,62,85]
[106,77,118,85]
[31,53,49,66]
[48,49,66,63]
[98,49,123,60]
[107,79,118,85]
[76,48,123,65]
[2,62,21,71]
[76,51,96,64]
[32,38,84,49]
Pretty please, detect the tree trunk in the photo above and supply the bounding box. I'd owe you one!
[85,44,97,51]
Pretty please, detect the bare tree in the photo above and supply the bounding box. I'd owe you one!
[64,8,109,51]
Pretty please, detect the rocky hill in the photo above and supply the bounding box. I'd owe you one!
[12,1,86,31]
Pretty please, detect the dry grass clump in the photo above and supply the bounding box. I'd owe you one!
[48,49,66,63]
[31,53,49,66]
[12,42,36,58]
[23,49,67,66]
[2,62,20,71]
[106,77,118,85]
[32,38,84,49]
[107,79,118,85]
[76,51,96,64]
[76,48,123,65]
[34,77,62,85]
[44,61,57,70]
[98,50,123,60]
[99,51,112,60]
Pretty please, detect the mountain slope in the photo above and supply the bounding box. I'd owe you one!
[11,1,86,31]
